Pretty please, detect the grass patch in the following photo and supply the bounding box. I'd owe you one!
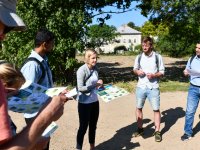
[115,81,137,93]
[159,81,189,92]
[114,80,189,93]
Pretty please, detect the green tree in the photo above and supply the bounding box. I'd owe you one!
[0,0,133,84]
[127,21,141,31]
[141,21,168,37]
[137,0,200,57]
[87,24,118,48]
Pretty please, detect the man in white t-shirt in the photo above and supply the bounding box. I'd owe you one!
[133,37,165,142]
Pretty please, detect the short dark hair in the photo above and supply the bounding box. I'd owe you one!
[142,36,153,45]
[35,28,55,47]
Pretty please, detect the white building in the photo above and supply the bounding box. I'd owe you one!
[100,24,142,53]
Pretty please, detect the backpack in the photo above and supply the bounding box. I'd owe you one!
[138,52,159,71]
[21,57,45,84]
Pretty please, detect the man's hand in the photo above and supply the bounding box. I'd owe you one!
[146,73,155,79]
[33,137,50,150]
[59,91,73,100]
[183,69,189,76]
[135,69,145,77]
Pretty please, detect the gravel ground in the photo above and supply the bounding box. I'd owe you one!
[10,56,199,150]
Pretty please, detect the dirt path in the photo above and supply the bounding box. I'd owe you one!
[9,56,196,150]
[9,91,200,150]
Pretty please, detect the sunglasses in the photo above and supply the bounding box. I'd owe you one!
[4,87,18,93]
[3,26,14,34]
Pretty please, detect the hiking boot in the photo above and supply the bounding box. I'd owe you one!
[181,134,192,141]
[153,131,162,142]
[133,128,144,137]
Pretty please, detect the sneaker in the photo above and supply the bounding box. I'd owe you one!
[133,128,144,137]
[153,131,162,142]
[181,134,192,141]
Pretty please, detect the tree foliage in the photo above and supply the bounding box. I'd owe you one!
[0,0,134,84]
[137,0,200,57]
[3,0,199,83]
[127,21,141,31]
[141,21,168,36]
[87,24,118,48]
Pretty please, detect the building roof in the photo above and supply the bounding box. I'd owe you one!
[117,24,141,35]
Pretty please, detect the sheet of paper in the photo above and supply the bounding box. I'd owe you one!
[65,88,77,98]
[42,122,58,137]
[97,84,129,103]
[45,87,67,97]
[8,81,67,113]
[8,81,49,113]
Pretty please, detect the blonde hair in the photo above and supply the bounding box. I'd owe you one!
[84,48,97,64]
[0,60,25,88]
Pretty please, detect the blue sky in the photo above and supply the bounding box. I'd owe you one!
[92,2,149,28]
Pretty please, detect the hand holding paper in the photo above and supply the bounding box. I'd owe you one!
[65,88,77,99]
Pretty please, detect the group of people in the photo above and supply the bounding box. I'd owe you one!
[132,37,200,143]
[0,0,103,150]
[0,0,71,149]
[1,0,200,150]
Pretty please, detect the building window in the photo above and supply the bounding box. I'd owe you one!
[123,39,126,43]
[134,39,136,43]
[129,39,131,43]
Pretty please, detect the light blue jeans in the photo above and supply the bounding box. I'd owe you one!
[184,85,200,136]
[135,87,160,110]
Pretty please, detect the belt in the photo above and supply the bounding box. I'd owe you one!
[190,83,200,88]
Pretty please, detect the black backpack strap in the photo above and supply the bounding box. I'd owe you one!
[21,57,45,84]
[137,53,142,69]
[189,55,196,69]
[84,69,95,85]
[155,53,159,71]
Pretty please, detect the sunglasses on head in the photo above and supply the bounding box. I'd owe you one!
[4,87,18,93]
[3,26,14,34]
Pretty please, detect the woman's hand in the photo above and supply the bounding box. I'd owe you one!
[96,79,103,88]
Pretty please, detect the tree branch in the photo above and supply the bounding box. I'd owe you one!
[91,7,136,18]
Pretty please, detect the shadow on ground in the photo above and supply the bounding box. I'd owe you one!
[97,60,188,84]
[137,107,185,139]
[95,119,151,150]
[161,107,185,135]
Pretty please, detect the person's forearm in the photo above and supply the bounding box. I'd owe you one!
[154,72,164,78]
[0,99,56,150]
[0,110,52,150]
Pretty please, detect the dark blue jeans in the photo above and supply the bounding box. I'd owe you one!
[76,101,99,149]
[184,84,200,136]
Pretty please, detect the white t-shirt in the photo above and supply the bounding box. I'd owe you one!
[133,51,165,89]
